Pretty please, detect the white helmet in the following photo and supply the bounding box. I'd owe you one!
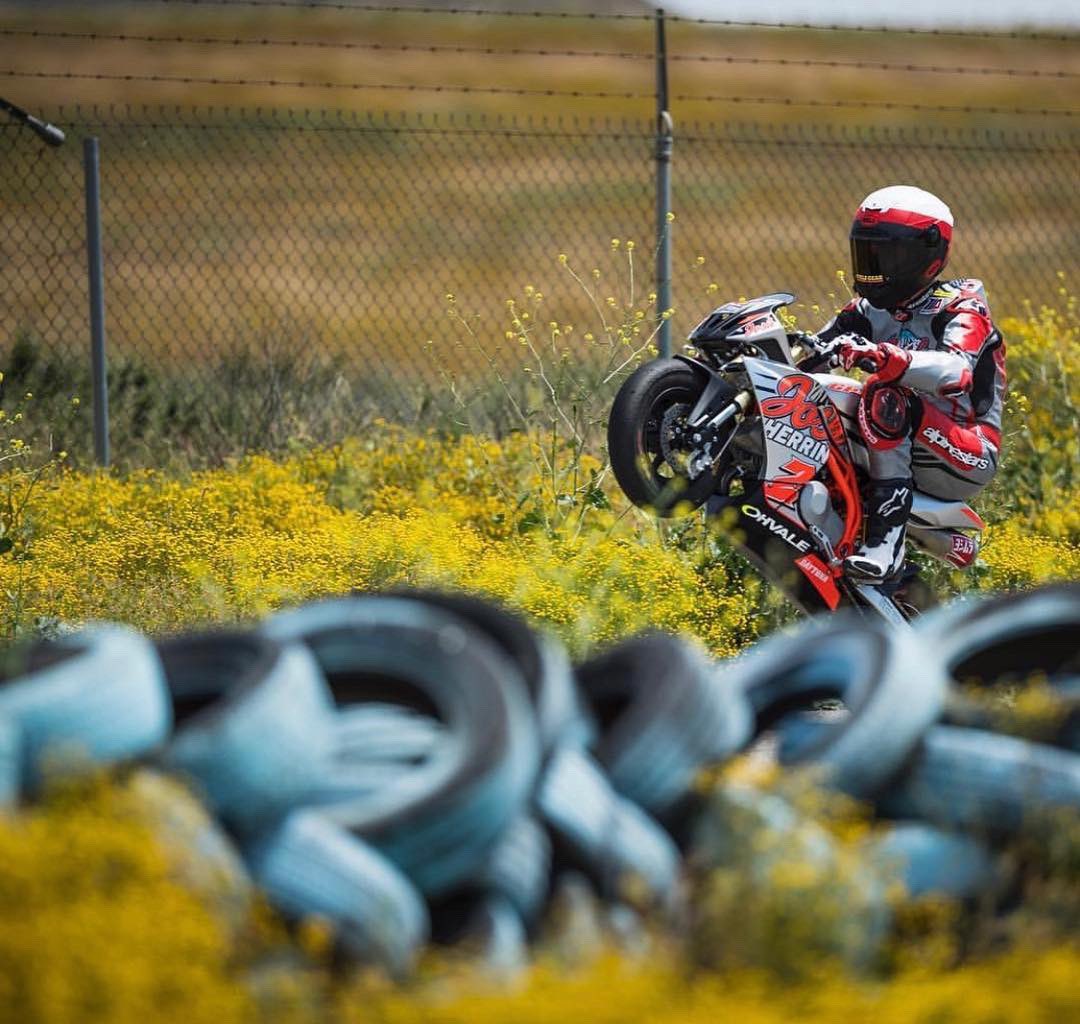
[850,185,953,309]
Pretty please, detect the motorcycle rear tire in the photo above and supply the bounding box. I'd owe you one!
[607,359,729,517]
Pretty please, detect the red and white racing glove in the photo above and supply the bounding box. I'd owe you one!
[835,337,911,383]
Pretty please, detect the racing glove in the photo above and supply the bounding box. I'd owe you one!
[835,337,911,383]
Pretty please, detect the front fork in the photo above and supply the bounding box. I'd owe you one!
[673,353,753,474]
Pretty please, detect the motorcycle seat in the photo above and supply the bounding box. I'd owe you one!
[910,492,985,532]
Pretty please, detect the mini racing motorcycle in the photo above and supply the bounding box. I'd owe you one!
[606,293,985,624]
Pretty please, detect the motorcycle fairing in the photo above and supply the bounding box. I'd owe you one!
[744,358,861,558]
[688,293,796,363]
[708,484,841,615]
[706,356,865,611]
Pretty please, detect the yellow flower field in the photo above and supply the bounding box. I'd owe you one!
[0,419,1073,653]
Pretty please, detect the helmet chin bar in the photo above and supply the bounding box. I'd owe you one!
[855,276,931,311]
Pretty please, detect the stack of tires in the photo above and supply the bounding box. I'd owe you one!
[0,582,1076,976]
[750,583,1080,900]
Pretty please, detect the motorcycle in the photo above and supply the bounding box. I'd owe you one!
[606,293,984,624]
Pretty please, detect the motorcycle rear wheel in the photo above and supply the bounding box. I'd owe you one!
[607,358,732,517]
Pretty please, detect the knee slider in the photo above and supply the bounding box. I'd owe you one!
[859,384,916,451]
[867,385,913,439]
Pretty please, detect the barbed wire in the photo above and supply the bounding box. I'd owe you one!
[675,53,1077,79]
[4,28,1075,80]
[16,105,1077,149]
[668,13,1076,42]
[672,93,1080,117]
[0,68,651,101]
[137,0,1078,41]
[6,68,1078,118]
[145,0,651,18]
[2,27,647,59]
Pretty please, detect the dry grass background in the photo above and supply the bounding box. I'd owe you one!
[3,3,1079,123]
[1,2,1077,452]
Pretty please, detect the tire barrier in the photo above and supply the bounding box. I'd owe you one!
[261,595,541,898]
[876,726,1080,833]
[444,895,530,977]
[474,814,552,926]
[536,745,679,906]
[865,822,996,900]
[387,588,584,755]
[918,583,1080,689]
[0,581,1076,979]
[245,808,429,977]
[0,623,171,792]
[731,615,947,799]
[157,630,336,835]
[0,714,19,809]
[575,631,753,817]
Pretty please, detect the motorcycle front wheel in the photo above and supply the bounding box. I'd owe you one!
[607,358,734,517]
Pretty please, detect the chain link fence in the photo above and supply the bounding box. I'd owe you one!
[3,108,1078,460]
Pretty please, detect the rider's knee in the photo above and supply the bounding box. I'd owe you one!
[859,385,919,450]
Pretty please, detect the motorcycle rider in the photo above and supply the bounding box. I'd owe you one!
[812,185,1007,583]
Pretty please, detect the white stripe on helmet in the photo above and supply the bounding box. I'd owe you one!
[858,185,953,226]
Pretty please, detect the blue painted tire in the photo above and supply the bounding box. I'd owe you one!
[262,596,540,897]
[475,814,551,925]
[386,588,584,754]
[158,630,335,834]
[307,704,451,806]
[245,809,428,976]
[918,583,1080,688]
[867,822,996,900]
[537,745,679,905]
[727,615,946,798]
[0,623,171,791]
[0,715,19,808]
[444,896,529,978]
[576,631,753,815]
[877,725,1080,833]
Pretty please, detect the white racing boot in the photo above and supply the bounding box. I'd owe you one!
[844,479,913,584]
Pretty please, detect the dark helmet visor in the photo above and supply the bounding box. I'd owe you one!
[849,219,947,308]
[850,223,928,285]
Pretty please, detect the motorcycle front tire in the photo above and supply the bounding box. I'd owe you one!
[607,358,730,517]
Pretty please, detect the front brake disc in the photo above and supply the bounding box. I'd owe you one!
[658,404,700,479]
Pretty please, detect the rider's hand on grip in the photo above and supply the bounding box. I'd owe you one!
[796,333,843,371]
[835,335,886,373]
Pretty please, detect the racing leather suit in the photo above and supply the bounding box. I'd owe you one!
[815,278,1007,502]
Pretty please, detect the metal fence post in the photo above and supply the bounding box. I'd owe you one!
[83,137,110,467]
[654,8,673,358]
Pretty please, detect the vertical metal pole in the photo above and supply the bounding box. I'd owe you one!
[654,8,673,358]
[83,137,110,467]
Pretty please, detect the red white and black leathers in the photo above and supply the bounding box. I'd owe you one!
[815,277,1007,502]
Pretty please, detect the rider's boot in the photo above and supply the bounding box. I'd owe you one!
[844,478,913,584]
